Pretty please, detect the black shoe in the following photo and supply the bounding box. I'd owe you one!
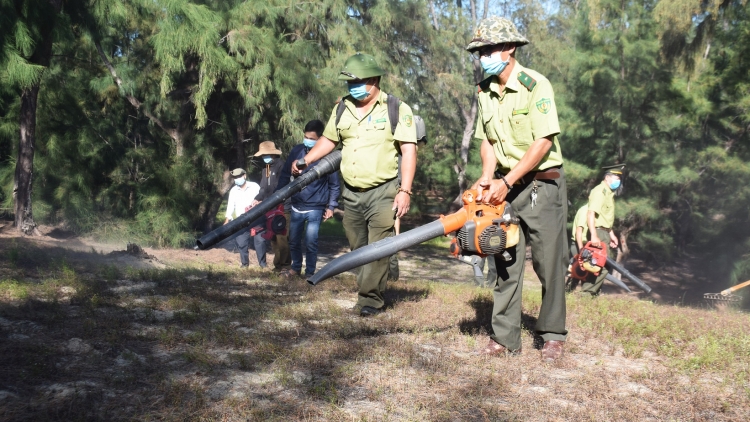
[359,306,382,317]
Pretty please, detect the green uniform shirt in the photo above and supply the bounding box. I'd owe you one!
[587,180,615,229]
[323,91,417,188]
[474,62,564,172]
[572,204,589,242]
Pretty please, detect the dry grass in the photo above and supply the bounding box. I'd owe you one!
[0,238,749,421]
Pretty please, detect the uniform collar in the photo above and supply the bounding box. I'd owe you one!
[488,61,525,95]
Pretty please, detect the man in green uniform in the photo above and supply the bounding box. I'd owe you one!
[467,16,568,361]
[581,164,624,296]
[571,204,589,258]
[565,204,589,292]
[292,53,417,316]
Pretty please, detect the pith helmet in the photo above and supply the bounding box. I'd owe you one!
[602,164,626,175]
[465,16,529,52]
[337,53,386,81]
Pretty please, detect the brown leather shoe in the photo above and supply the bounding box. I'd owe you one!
[541,340,565,361]
[479,339,521,356]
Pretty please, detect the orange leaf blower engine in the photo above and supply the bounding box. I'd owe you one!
[446,190,521,273]
[307,189,520,284]
[569,242,608,280]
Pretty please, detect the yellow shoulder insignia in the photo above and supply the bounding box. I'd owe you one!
[518,71,537,91]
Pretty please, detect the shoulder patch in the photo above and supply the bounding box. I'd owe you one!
[401,114,413,127]
[517,71,537,91]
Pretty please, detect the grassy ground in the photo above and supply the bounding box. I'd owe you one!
[0,236,749,421]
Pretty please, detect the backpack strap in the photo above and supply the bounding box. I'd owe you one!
[334,99,347,141]
[387,94,400,136]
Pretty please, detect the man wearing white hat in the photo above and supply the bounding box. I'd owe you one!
[224,168,261,267]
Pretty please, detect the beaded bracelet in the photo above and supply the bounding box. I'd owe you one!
[398,188,413,196]
[499,175,513,191]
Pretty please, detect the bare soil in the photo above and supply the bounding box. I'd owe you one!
[0,224,748,421]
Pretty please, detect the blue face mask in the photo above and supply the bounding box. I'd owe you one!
[234,177,245,186]
[262,156,273,164]
[480,54,510,76]
[303,138,317,149]
[348,81,371,101]
[609,180,621,190]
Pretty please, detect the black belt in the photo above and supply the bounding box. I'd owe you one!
[344,177,396,193]
[495,166,562,185]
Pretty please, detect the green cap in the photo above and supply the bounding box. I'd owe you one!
[602,164,626,175]
[465,16,529,52]
[337,53,386,81]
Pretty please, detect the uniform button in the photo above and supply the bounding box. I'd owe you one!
[501,139,505,143]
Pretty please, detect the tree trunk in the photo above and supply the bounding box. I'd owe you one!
[452,93,478,209]
[12,0,64,234]
[14,86,42,235]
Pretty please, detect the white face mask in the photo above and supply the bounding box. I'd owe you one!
[234,177,245,186]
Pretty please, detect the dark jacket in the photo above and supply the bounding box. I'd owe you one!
[255,157,285,202]
[276,144,340,211]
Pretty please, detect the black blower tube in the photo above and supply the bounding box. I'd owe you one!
[605,273,632,293]
[308,220,447,285]
[195,150,342,250]
[605,259,652,293]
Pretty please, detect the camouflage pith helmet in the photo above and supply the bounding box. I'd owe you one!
[465,16,529,52]
[337,53,386,81]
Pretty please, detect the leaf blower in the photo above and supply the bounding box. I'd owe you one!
[307,189,520,285]
[570,242,652,293]
[250,203,287,240]
[195,150,341,250]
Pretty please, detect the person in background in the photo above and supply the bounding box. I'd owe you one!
[581,164,624,296]
[277,120,340,278]
[251,141,288,269]
[571,204,589,258]
[224,168,260,268]
[565,204,589,292]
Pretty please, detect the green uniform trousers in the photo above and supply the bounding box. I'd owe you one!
[581,228,611,295]
[490,169,569,351]
[342,178,398,309]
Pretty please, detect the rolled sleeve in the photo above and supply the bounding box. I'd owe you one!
[529,79,561,140]
[587,188,605,216]
[322,105,340,143]
[393,103,417,144]
[474,100,487,140]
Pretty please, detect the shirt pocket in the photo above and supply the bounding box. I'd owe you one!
[338,122,356,140]
[481,108,500,142]
[367,122,387,131]
[510,113,533,146]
